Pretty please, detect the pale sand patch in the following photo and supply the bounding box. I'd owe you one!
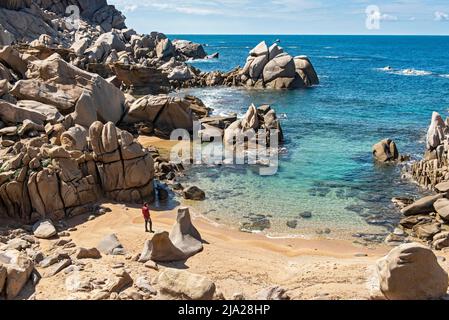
[32,203,398,300]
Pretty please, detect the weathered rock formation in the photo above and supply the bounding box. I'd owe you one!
[124,95,202,135]
[409,112,449,189]
[224,104,284,150]
[0,121,155,223]
[139,207,203,262]
[372,139,400,163]
[238,41,319,89]
[377,243,448,300]
[10,53,125,126]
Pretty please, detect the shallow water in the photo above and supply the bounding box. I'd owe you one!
[170,35,449,239]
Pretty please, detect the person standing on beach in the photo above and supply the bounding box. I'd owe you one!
[142,203,154,233]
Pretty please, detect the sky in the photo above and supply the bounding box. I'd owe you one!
[109,0,449,35]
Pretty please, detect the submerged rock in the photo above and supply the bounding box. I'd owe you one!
[183,186,206,201]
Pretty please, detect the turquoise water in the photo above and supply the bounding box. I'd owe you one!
[171,35,449,238]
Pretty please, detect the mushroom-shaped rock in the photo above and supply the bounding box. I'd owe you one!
[377,243,448,300]
[372,139,399,162]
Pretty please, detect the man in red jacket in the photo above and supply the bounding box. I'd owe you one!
[142,203,154,233]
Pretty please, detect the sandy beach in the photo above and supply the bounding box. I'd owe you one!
[29,202,395,300]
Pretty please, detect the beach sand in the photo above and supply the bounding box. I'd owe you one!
[29,202,396,300]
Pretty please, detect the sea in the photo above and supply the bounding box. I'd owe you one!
[168,35,449,239]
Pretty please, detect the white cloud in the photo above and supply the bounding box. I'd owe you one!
[109,0,322,18]
[379,13,398,21]
[434,11,449,21]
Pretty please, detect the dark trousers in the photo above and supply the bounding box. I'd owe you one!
[145,218,153,232]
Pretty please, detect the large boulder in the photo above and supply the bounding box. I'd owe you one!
[0,46,27,78]
[89,121,155,202]
[293,56,319,86]
[0,99,48,125]
[15,100,64,124]
[372,139,399,162]
[377,243,448,300]
[240,42,318,89]
[434,198,449,222]
[183,186,206,201]
[156,268,216,300]
[85,32,126,62]
[169,207,203,258]
[97,234,125,256]
[156,38,175,60]
[173,40,207,60]
[139,208,203,263]
[124,95,196,134]
[400,194,443,216]
[263,53,296,84]
[10,53,125,126]
[0,250,34,300]
[139,232,187,263]
[32,219,57,239]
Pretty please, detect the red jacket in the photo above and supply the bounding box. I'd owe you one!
[142,206,150,220]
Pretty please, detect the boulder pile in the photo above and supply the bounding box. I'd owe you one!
[408,111,449,188]
[238,41,319,89]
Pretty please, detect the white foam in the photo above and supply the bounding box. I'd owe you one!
[376,67,433,77]
[440,74,449,79]
[395,69,433,76]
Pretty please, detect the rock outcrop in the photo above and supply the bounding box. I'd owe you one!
[0,121,155,223]
[409,112,449,189]
[124,95,199,135]
[10,53,125,126]
[377,243,448,300]
[224,104,284,150]
[172,40,207,60]
[238,41,319,89]
[372,139,400,162]
[139,207,203,263]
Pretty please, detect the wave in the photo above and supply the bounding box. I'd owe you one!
[321,55,341,59]
[440,74,449,79]
[376,67,433,77]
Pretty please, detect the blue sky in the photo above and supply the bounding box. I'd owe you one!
[109,0,449,35]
